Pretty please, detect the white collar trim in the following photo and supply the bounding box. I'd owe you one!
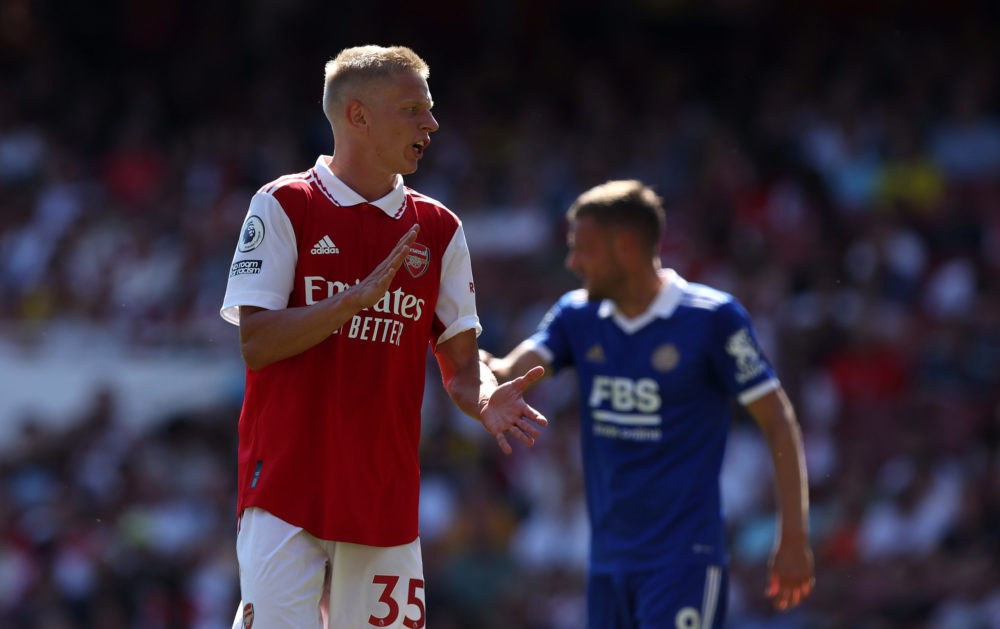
[597,269,686,334]
[313,156,407,218]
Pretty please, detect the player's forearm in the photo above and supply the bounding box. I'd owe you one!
[485,341,548,385]
[749,389,810,540]
[239,295,364,370]
[444,360,498,421]
[765,413,810,540]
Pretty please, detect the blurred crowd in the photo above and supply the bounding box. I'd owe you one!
[2,1,1000,627]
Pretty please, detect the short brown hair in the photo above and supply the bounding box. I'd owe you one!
[322,45,430,122]
[567,180,665,253]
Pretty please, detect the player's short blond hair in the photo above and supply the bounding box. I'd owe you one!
[322,45,430,124]
[568,180,666,253]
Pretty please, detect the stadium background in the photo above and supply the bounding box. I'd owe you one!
[1,0,999,626]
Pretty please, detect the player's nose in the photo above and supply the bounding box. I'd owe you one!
[420,110,439,133]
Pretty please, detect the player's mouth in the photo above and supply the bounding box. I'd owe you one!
[412,139,429,158]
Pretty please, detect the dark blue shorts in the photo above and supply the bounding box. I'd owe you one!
[586,562,727,629]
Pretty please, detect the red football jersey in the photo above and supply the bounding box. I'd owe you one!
[221,156,480,546]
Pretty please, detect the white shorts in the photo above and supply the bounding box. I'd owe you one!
[231,507,425,629]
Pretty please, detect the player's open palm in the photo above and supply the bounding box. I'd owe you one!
[480,366,548,455]
[353,225,419,309]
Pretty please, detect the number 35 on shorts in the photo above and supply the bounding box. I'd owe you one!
[368,575,425,628]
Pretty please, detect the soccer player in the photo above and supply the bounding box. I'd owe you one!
[220,45,547,629]
[482,180,814,628]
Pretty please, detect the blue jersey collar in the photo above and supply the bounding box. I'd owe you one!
[598,269,686,333]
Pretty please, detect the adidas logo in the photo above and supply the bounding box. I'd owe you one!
[311,235,340,255]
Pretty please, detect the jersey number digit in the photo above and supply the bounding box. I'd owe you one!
[368,575,425,628]
[675,606,700,629]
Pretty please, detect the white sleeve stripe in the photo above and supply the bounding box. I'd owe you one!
[738,378,780,405]
[523,339,554,365]
[701,564,722,628]
[260,171,311,195]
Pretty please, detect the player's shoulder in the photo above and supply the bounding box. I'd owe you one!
[556,288,598,312]
[257,169,315,197]
[678,281,735,312]
[406,187,459,221]
[676,281,754,330]
[253,170,319,226]
[535,289,595,333]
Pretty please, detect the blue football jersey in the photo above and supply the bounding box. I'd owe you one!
[528,270,779,573]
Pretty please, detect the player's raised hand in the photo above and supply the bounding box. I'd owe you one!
[480,365,548,455]
[352,225,419,309]
[766,536,815,611]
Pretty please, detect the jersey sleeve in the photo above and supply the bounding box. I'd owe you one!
[708,299,780,405]
[433,223,482,345]
[220,193,298,325]
[525,291,579,372]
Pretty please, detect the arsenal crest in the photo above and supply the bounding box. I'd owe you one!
[405,243,431,278]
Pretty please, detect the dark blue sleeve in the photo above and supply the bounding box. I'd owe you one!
[527,293,576,372]
[708,298,778,399]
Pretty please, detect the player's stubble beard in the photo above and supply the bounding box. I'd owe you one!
[583,267,626,304]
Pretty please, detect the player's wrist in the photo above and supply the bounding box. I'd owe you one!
[338,284,368,313]
[778,526,810,544]
[475,396,490,422]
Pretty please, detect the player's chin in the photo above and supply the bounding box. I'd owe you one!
[585,286,607,302]
[403,148,424,172]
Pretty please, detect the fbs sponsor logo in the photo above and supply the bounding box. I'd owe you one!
[311,235,339,255]
[589,376,661,416]
[230,259,262,277]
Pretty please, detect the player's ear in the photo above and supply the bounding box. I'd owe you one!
[345,99,368,130]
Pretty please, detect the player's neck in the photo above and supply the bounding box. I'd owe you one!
[615,269,664,319]
[327,154,396,202]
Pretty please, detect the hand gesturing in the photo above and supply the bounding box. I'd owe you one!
[480,366,548,455]
[352,225,420,309]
